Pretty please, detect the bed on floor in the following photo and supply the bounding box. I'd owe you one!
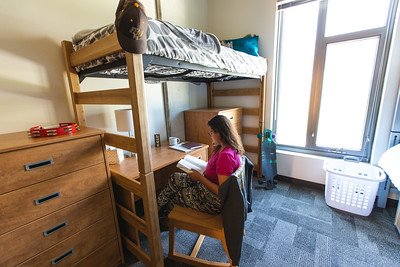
[62,11,267,267]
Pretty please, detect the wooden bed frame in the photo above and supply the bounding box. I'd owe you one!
[61,31,266,266]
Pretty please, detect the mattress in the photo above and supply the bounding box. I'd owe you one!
[72,19,267,80]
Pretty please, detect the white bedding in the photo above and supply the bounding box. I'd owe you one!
[378,144,400,189]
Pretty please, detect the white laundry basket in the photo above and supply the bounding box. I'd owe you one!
[323,158,386,216]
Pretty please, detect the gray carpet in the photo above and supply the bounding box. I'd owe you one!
[124,178,400,266]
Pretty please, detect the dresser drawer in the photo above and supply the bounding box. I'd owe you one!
[0,135,104,194]
[17,214,117,267]
[73,239,121,267]
[0,163,108,235]
[0,190,113,266]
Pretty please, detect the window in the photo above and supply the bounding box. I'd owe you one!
[274,0,398,160]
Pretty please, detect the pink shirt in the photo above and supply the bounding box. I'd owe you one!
[203,146,241,185]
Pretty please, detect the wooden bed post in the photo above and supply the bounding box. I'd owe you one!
[207,82,214,108]
[61,41,87,125]
[125,52,163,267]
[258,75,267,178]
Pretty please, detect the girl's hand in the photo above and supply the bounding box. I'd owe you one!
[189,170,203,182]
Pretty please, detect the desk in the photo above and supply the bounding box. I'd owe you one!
[108,143,208,265]
[109,143,208,187]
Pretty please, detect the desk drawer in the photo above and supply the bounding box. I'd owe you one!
[0,190,113,266]
[17,214,117,267]
[0,163,108,235]
[190,148,208,161]
[73,239,121,267]
[0,135,104,194]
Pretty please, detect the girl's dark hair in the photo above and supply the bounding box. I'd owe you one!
[207,115,244,155]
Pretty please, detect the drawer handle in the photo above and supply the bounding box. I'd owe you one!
[24,158,54,171]
[230,116,234,120]
[51,248,74,265]
[34,192,61,205]
[43,221,68,237]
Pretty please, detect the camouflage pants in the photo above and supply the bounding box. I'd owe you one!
[157,172,221,216]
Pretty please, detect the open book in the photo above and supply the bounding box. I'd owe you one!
[177,155,207,174]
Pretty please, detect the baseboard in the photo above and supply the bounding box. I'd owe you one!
[275,175,325,191]
[252,171,325,191]
[387,198,399,208]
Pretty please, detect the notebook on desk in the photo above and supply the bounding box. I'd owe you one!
[181,142,203,150]
[169,142,203,153]
[169,143,192,153]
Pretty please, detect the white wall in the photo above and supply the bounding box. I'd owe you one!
[0,0,154,134]
[207,0,276,165]
[371,5,400,164]
[207,0,400,187]
[0,0,207,146]
[161,0,208,140]
[207,0,276,128]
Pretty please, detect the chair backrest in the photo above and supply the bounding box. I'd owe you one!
[218,155,254,266]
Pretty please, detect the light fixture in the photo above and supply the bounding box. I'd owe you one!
[114,109,135,157]
[115,109,134,137]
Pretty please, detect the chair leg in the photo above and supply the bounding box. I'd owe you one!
[221,238,234,267]
[190,234,205,257]
[169,224,175,256]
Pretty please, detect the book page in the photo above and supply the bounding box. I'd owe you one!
[183,155,207,173]
[176,159,197,173]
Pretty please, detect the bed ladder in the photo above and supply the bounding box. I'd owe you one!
[62,40,163,267]
[207,76,266,178]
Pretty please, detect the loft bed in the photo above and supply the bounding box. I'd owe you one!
[72,20,267,83]
[62,17,267,267]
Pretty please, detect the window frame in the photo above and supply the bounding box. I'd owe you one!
[273,0,399,161]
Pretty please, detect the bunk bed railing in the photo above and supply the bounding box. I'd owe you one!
[74,88,132,105]
[243,108,260,116]
[212,88,260,96]
[209,76,266,175]
[104,133,137,154]
[70,32,121,67]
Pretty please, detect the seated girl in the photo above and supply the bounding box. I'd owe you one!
[157,115,244,216]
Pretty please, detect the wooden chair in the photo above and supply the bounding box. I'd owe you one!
[168,157,253,267]
[168,206,232,267]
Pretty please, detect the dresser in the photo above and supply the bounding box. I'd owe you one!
[0,127,122,266]
[184,108,242,158]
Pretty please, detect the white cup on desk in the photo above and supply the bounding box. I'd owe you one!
[169,137,180,146]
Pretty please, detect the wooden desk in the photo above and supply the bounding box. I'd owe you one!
[109,143,208,182]
[108,143,208,265]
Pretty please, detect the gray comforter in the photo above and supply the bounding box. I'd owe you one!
[72,18,267,78]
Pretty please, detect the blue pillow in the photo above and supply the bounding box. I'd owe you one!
[222,35,259,56]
